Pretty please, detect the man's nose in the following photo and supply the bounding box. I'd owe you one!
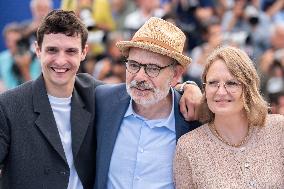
[54,51,68,64]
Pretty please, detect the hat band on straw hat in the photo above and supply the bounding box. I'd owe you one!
[132,37,177,53]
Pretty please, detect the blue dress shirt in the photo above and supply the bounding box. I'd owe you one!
[107,89,176,189]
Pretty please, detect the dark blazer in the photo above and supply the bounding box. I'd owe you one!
[0,73,102,189]
[94,84,200,189]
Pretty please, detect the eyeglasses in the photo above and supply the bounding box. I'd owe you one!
[203,80,242,93]
[125,60,174,78]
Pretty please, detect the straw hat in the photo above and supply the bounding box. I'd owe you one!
[116,17,191,68]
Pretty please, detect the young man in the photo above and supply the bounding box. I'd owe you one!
[0,10,102,189]
[94,17,200,189]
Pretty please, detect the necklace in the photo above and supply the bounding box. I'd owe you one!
[209,123,251,148]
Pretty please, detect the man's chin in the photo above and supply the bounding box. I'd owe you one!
[132,98,157,107]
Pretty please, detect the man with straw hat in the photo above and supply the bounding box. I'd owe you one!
[94,17,200,189]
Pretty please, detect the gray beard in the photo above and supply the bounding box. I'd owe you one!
[126,79,172,107]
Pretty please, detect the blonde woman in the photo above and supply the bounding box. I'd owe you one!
[174,46,284,188]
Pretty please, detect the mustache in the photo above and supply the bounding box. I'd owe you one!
[129,80,154,90]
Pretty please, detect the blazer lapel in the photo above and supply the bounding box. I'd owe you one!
[70,89,91,158]
[33,75,67,163]
[98,86,130,187]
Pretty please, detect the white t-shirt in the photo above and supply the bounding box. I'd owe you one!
[48,94,83,189]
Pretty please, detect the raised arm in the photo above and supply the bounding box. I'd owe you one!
[175,82,202,121]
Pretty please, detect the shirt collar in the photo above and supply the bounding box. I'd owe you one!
[124,88,175,132]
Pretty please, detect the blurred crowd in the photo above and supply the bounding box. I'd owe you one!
[0,0,283,115]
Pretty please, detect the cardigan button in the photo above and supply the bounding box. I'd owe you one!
[244,162,250,169]
[240,147,246,152]
[249,180,256,187]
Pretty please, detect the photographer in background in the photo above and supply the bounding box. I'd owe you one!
[221,1,271,58]
[259,23,284,97]
[0,22,41,90]
[0,0,49,90]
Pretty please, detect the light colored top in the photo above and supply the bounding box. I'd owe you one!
[48,95,83,189]
[107,89,176,189]
[174,114,284,189]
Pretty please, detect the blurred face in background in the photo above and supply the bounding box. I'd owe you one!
[271,25,284,49]
[208,24,222,47]
[5,30,22,54]
[138,0,160,12]
[31,0,52,21]
[195,6,214,23]
[108,35,124,59]
[111,0,126,14]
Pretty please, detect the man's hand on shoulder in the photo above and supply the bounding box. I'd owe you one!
[177,81,202,121]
